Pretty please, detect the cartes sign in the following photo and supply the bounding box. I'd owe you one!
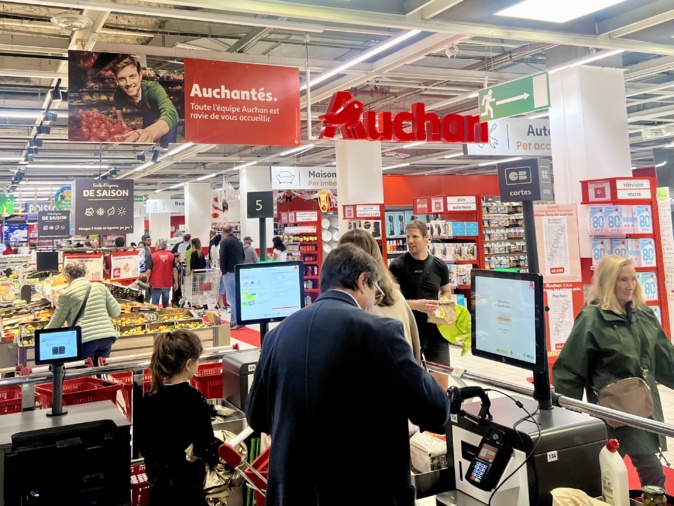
[184,59,300,146]
[72,179,134,234]
[37,211,70,239]
[497,158,554,202]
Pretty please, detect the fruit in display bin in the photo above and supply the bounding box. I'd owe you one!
[113,316,147,325]
[174,322,206,330]
[119,326,145,336]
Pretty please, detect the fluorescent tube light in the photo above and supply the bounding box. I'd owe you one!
[278,144,315,157]
[443,153,464,159]
[303,30,421,90]
[168,183,184,190]
[383,162,410,171]
[0,157,24,162]
[467,92,479,98]
[528,112,549,119]
[163,142,194,157]
[26,164,110,170]
[234,161,258,170]
[195,173,217,181]
[18,181,73,185]
[402,141,426,149]
[548,49,624,74]
[0,111,44,119]
[478,157,522,167]
[495,0,627,23]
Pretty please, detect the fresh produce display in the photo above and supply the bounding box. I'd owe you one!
[113,316,147,326]
[119,326,146,337]
[104,282,144,302]
[69,109,133,142]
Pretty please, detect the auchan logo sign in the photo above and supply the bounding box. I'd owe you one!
[318,91,488,143]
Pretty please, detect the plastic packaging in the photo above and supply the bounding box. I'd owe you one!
[599,439,629,506]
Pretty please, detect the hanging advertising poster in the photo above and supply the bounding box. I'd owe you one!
[72,179,134,234]
[37,210,71,240]
[54,186,71,211]
[533,203,582,282]
[184,59,300,146]
[544,282,585,357]
[64,253,104,282]
[68,51,184,144]
[109,250,141,281]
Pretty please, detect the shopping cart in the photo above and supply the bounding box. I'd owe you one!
[219,426,268,506]
[181,268,220,309]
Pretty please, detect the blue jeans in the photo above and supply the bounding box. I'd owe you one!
[152,288,171,308]
[224,272,238,325]
[82,337,116,366]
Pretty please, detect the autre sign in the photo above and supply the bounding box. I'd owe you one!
[318,91,489,143]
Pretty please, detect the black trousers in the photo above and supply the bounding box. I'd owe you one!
[630,453,666,488]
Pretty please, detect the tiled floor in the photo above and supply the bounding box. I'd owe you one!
[232,329,674,468]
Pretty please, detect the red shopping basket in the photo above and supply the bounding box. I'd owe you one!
[131,463,150,506]
[0,385,22,415]
[247,447,270,506]
[35,377,122,408]
[190,362,222,399]
[107,370,153,422]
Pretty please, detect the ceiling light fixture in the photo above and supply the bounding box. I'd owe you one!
[168,183,185,190]
[278,144,315,157]
[162,142,194,158]
[27,164,110,170]
[129,162,155,175]
[402,141,426,149]
[548,49,624,74]
[0,157,24,162]
[0,111,44,119]
[234,161,258,170]
[302,30,421,90]
[383,162,410,171]
[51,12,93,31]
[494,0,627,23]
[443,153,464,159]
[528,112,549,119]
[195,173,218,182]
[478,157,522,167]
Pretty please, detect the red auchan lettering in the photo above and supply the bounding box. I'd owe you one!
[318,91,488,143]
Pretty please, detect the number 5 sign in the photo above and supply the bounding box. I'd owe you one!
[247,191,274,218]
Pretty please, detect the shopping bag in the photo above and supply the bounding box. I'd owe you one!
[551,488,609,506]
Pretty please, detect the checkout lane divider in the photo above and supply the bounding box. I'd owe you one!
[426,361,674,440]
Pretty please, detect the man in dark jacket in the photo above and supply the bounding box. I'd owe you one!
[246,244,450,506]
[219,225,244,329]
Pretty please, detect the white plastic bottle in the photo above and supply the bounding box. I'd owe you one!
[599,439,629,506]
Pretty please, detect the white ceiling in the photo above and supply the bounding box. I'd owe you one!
[0,0,672,199]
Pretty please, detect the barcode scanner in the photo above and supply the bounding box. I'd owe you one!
[449,385,492,423]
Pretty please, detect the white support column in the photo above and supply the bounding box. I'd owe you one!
[239,166,273,247]
[549,66,632,256]
[335,140,384,234]
[149,210,171,243]
[185,182,212,249]
[130,201,147,245]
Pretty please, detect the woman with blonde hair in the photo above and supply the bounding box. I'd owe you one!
[554,254,674,488]
[338,229,421,364]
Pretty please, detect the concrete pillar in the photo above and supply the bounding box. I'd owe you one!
[185,182,212,249]
[149,210,171,243]
[239,166,273,249]
[549,65,632,256]
[335,140,384,234]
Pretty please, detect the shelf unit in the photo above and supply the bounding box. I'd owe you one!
[280,211,323,304]
[342,203,387,263]
[580,176,671,336]
[481,200,528,271]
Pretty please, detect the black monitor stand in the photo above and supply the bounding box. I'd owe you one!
[47,362,67,417]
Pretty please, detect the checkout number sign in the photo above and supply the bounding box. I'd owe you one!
[247,191,274,219]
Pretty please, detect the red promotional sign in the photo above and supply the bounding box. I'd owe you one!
[184,59,300,146]
[414,198,429,214]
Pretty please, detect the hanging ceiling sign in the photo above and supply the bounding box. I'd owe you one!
[145,199,185,214]
[184,59,300,146]
[464,118,552,156]
[72,179,134,234]
[318,91,488,143]
[37,211,71,240]
[271,166,337,190]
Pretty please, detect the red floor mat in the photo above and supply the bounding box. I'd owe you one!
[225,319,261,348]
[625,455,674,493]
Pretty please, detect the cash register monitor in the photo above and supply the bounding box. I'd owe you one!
[470,269,546,374]
[34,326,82,366]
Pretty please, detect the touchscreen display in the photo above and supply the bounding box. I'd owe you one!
[37,329,79,362]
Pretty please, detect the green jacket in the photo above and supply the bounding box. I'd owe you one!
[46,277,121,344]
[552,303,674,455]
[114,80,179,131]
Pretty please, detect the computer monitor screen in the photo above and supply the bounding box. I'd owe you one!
[4,224,28,244]
[34,327,83,365]
[471,269,546,373]
[235,261,305,325]
[36,251,59,272]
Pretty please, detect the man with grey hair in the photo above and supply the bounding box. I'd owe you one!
[148,238,178,308]
[219,225,244,329]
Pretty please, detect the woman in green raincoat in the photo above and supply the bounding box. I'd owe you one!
[553,254,674,488]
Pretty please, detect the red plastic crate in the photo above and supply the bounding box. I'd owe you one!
[131,463,150,506]
[190,362,222,399]
[0,385,22,415]
[35,377,122,408]
[107,370,153,422]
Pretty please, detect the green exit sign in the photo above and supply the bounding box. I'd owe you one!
[479,73,550,121]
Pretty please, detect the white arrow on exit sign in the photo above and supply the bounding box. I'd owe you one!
[496,93,530,106]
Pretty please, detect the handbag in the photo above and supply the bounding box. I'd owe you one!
[596,324,654,429]
[71,284,92,326]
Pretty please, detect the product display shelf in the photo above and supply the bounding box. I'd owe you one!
[281,220,323,304]
[481,199,529,272]
[580,177,671,336]
[385,206,414,266]
[343,204,387,264]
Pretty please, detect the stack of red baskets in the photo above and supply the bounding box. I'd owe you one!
[190,361,223,399]
[0,385,23,414]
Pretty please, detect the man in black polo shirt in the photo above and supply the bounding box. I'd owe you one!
[389,219,452,367]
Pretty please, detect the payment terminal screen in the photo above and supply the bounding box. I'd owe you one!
[38,329,79,362]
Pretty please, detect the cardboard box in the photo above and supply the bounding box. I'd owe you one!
[633,205,653,234]
[591,239,609,266]
[638,238,657,267]
[639,272,658,302]
[410,431,448,474]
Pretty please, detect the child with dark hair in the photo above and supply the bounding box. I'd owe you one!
[135,330,221,506]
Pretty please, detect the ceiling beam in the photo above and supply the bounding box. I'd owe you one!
[597,0,674,38]
[133,0,674,55]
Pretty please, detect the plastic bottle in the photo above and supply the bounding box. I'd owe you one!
[599,439,629,506]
